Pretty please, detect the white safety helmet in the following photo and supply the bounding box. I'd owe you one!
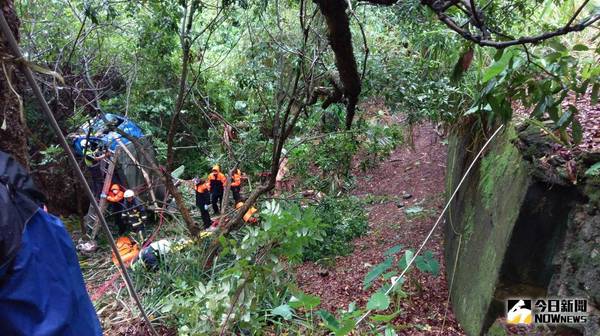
[124,189,135,198]
[80,139,88,148]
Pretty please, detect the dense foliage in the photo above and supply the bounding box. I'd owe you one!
[303,195,369,261]
[8,0,599,334]
[132,201,324,334]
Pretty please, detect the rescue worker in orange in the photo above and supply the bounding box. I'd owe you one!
[111,236,139,267]
[194,178,212,229]
[235,200,258,224]
[230,168,244,203]
[208,165,227,215]
[102,184,125,234]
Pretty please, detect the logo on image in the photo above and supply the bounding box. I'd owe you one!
[506,298,588,325]
[507,299,533,325]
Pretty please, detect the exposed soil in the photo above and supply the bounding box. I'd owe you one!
[296,123,466,335]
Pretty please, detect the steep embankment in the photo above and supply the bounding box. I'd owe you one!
[296,124,465,335]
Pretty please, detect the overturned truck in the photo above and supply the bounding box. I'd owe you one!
[445,118,600,335]
[70,113,166,237]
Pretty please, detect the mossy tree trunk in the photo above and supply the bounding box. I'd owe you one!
[0,0,28,168]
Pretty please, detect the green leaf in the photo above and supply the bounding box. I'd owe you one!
[384,326,398,336]
[544,51,563,63]
[548,40,567,52]
[171,165,185,179]
[335,318,355,336]
[367,291,390,311]
[481,78,497,97]
[482,51,513,82]
[493,48,504,61]
[415,253,440,276]
[318,310,340,330]
[289,292,321,310]
[404,206,423,215]
[585,162,600,177]
[391,276,406,294]
[383,244,404,256]
[573,44,589,51]
[272,304,293,320]
[488,94,512,121]
[398,249,414,271]
[363,258,393,290]
[464,104,481,116]
[370,310,400,323]
[555,105,575,129]
[548,105,560,122]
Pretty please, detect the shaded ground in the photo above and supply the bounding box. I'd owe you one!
[296,123,465,335]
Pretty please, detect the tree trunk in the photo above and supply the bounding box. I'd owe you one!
[0,0,28,168]
[163,1,200,237]
[314,0,361,130]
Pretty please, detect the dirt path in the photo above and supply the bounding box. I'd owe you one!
[296,124,465,335]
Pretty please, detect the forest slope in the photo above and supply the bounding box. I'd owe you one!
[296,123,465,335]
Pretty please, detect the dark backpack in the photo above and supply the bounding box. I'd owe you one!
[0,151,45,276]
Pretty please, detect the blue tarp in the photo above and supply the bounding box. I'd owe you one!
[0,209,102,336]
[72,113,144,156]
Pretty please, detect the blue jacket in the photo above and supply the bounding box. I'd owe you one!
[0,151,102,336]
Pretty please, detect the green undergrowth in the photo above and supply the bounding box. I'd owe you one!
[303,195,369,262]
[126,195,369,334]
[269,244,443,335]
[130,201,323,334]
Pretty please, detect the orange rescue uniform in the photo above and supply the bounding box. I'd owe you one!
[106,184,124,203]
[235,202,258,223]
[231,170,242,187]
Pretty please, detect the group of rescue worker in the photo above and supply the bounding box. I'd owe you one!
[194,165,256,229]
[80,139,148,236]
[103,184,148,236]
[82,136,256,234]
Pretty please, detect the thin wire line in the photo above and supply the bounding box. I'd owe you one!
[354,124,505,327]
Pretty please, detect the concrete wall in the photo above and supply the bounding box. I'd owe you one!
[445,125,530,335]
[445,123,600,335]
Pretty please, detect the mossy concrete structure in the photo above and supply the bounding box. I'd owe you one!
[445,123,600,335]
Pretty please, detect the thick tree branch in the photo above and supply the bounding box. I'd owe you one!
[437,12,600,48]
[360,0,599,48]
[314,0,362,129]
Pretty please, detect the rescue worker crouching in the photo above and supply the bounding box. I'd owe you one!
[121,189,147,235]
[135,239,192,271]
[103,184,126,235]
[194,178,212,229]
[208,165,226,215]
